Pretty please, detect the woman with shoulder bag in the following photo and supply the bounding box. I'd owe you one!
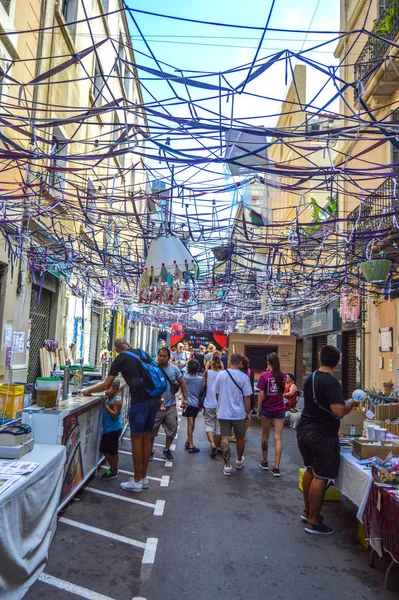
[202,355,223,457]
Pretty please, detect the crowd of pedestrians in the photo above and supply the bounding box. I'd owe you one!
[83,338,361,535]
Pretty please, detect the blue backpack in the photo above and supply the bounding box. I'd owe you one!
[124,349,167,398]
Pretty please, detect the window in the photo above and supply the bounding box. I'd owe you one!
[48,128,68,193]
[61,0,79,39]
[86,180,98,226]
[93,58,104,104]
[102,0,109,12]
[0,0,11,14]
[391,111,399,171]
[378,0,389,17]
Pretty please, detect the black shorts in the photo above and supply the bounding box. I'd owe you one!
[100,429,122,456]
[183,406,200,418]
[296,428,340,480]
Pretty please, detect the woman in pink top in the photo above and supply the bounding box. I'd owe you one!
[257,353,286,477]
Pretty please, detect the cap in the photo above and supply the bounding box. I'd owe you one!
[177,342,184,347]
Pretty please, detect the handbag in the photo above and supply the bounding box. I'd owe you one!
[160,367,180,395]
[199,371,208,407]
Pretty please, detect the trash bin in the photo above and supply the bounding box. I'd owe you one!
[12,382,34,408]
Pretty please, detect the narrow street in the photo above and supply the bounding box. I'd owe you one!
[25,410,398,600]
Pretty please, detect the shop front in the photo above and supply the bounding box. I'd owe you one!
[297,304,361,395]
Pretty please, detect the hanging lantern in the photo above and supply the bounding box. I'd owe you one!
[139,236,198,305]
[360,259,392,284]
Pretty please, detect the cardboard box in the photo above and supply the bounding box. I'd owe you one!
[372,463,399,484]
[352,439,399,460]
[339,410,365,437]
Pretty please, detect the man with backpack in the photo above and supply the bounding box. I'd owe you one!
[83,337,166,493]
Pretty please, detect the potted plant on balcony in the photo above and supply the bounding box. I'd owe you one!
[360,253,392,283]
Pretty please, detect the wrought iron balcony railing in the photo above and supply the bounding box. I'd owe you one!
[354,0,399,98]
[348,177,399,247]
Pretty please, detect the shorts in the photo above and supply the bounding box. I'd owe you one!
[219,419,246,438]
[100,429,122,455]
[204,408,221,436]
[261,409,286,419]
[296,428,340,480]
[183,406,200,418]
[153,405,178,438]
[129,398,162,435]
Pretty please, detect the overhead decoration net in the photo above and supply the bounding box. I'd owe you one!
[1,2,399,330]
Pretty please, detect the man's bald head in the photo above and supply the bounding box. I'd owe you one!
[114,338,129,353]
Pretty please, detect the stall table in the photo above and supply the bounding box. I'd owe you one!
[0,444,66,600]
[336,451,372,510]
[21,395,103,509]
[363,481,399,588]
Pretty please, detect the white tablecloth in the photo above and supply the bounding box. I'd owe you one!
[335,451,372,512]
[0,443,66,600]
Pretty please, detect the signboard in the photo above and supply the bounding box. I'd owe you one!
[60,403,101,503]
[302,309,338,335]
[170,329,227,350]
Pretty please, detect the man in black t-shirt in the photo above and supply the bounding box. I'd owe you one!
[296,345,360,536]
[83,338,161,494]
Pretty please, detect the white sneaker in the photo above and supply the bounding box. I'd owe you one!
[142,477,149,489]
[236,456,245,470]
[120,477,143,493]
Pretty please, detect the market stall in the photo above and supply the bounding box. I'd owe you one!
[21,395,103,509]
[0,444,66,600]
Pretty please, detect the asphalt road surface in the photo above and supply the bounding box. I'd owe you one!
[25,411,399,600]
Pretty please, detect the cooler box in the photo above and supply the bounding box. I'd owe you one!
[0,384,25,419]
[298,467,341,501]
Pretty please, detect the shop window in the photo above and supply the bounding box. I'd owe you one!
[0,0,11,14]
[61,0,79,39]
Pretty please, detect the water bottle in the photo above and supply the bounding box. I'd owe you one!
[28,409,34,438]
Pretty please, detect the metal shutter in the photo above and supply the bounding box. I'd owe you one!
[295,339,304,389]
[27,286,52,383]
[316,336,328,369]
[343,331,357,398]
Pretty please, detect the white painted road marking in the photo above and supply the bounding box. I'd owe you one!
[119,450,167,464]
[84,487,165,515]
[39,573,115,600]
[142,537,158,564]
[154,499,165,516]
[59,517,146,549]
[99,465,169,486]
[165,460,173,468]
[153,442,176,451]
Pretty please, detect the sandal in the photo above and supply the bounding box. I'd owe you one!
[189,446,200,453]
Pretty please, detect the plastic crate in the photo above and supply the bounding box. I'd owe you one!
[0,384,25,419]
[298,467,341,502]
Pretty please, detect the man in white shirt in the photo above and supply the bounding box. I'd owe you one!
[171,342,190,375]
[213,353,252,476]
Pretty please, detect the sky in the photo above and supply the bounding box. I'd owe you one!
[123,1,342,258]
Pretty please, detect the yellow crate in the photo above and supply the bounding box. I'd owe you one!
[298,467,341,502]
[0,384,24,419]
[356,522,369,549]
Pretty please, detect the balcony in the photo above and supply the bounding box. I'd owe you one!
[354,0,399,103]
[348,177,399,253]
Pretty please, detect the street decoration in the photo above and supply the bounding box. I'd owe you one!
[0,5,398,329]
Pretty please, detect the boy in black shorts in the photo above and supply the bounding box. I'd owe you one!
[100,380,123,480]
[296,346,360,535]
